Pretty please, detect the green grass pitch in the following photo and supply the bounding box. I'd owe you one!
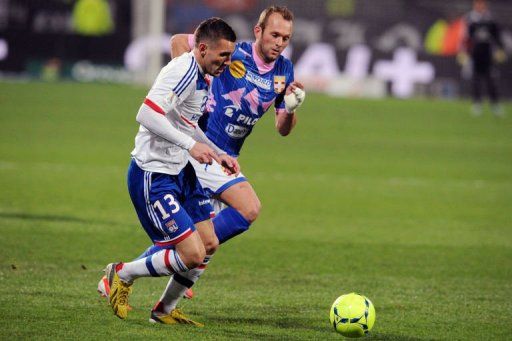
[0,81,511,340]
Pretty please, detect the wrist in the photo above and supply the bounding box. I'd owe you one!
[185,139,196,151]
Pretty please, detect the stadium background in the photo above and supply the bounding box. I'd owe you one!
[1,1,511,340]
[2,0,512,99]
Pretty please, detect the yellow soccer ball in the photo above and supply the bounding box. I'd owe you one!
[329,293,376,338]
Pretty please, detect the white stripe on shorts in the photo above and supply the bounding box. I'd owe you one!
[144,171,164,233]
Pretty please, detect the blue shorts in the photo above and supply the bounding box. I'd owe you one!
[127,159,214,247]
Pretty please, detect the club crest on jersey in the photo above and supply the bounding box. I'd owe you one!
[165,219,178,233]
[273,76,286,93]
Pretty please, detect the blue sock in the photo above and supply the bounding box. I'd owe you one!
[213,207,251,244]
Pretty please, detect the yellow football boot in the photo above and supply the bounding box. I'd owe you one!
[104,263,132,319]
[149,308,204,327]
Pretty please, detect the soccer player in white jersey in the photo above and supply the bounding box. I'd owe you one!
[103,18,238,324]
[99,6,306,315]
[159,6,305,303]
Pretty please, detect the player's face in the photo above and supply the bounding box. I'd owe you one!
[474,0,487,13]
[201,39,235,77]
[254,13,293,63]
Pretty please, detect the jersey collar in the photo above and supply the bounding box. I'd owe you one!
[252,43,276,74]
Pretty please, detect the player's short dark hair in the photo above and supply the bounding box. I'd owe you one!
[257,6,294,31]
[194,17,236,46]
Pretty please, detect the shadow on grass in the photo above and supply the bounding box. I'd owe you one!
[205,315,326,333]
[369,334,432,341]
[204,315,432,340]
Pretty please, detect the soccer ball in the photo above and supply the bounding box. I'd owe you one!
[329,293,375,337]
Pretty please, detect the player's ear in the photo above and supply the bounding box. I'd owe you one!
[254,25,262,39]
[198,42,208,58]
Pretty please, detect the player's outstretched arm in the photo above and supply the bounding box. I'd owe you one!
[276,81,305,136]
[136,102,236,172]
[170,34,193,59]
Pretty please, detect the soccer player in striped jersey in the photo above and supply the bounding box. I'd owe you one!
[103,18,238,325]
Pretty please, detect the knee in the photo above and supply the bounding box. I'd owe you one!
[203,235,219,255]
[240,200,261,224]
[180,247,205,270]
[188,252,205,269]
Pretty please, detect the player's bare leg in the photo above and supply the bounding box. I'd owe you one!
[220,181,261,221]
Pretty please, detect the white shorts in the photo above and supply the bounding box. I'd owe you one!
[188,156,247,197]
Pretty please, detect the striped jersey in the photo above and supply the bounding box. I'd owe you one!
[202,41,294,157]
[131,51,209,175]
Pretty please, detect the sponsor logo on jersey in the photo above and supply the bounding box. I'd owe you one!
[198,199,210,206]
[246,70,272,90]
[273,75,286,93]
[224,105,237,117]
[165,219,178,233]
[236,114,259,126]
[225,123,249,139]
[229,60,246,78]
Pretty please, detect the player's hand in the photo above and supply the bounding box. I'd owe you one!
[218,154,240,176]
[285,81,304,95]
[284,81,306,114]
[494,49,507,64]
[189,142,217,165]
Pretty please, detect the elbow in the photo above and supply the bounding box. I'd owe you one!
[170,34,179,46]
[275,119,297,137]
[169,35,178,58]
[135,111,143,124]
[170,34,190,58]
[278,128,290,137]
[135,106,147,125]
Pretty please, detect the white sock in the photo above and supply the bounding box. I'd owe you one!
[117,249,188,283]
[153,255,212,313]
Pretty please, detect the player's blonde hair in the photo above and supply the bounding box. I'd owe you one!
[256,6,294,31]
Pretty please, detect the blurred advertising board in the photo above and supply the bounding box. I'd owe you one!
[1,0,511,99]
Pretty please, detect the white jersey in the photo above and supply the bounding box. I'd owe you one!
[131,52,209,175]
